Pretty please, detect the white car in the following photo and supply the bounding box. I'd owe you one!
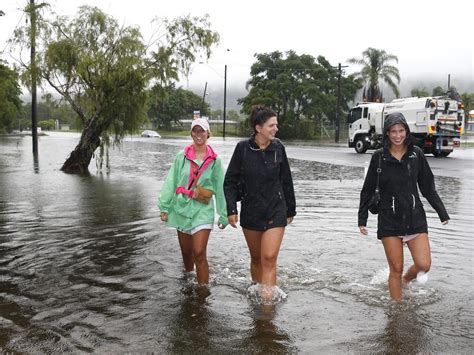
[141,130,161,138]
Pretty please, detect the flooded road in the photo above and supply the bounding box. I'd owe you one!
[1,132,473,353]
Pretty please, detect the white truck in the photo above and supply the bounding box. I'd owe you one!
[348,96,465,156]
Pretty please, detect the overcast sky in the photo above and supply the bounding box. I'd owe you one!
[1,0,473,99]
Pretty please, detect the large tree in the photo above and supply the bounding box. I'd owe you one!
[348,47,400,102]
[0,61,23,133]
[11,6,219,173]
[239,51,361,138]
[147,84,209,128]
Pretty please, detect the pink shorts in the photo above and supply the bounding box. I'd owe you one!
[398,233,420,243]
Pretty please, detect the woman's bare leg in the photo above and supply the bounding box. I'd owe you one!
[382,236,405,301]
[404,233,431,284]
[260,227,285,286]
[178,231,194,272]
[191,229,211,285]
[243,228,263,283]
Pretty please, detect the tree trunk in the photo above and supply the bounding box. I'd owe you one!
[61,122,101,174]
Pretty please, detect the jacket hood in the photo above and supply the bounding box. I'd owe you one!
[383,112,413,149]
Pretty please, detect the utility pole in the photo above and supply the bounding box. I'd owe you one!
[223,64,227,139]
[29,0,38,155]
[334,63,348,143]
[201,81,207,114]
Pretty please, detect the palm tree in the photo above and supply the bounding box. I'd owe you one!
[348,48,400,102]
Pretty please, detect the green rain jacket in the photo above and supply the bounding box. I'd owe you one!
[158,144,228,230]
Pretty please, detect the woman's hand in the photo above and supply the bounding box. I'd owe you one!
[442,219,449,225]
[228,214,238,228]
[359,226,368,235]
[160,212,168,222]
[287,217,294,224]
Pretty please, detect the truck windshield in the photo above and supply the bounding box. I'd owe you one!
[348,108,362,123]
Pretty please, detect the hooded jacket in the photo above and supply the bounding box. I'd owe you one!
[358,112,449,239]
[158,144,228,230]
[224,136,296,231]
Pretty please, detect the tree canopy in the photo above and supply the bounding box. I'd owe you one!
[238,51,362,138]
[348,47,400,102]
[0,61,23,133]
[147,84,209,128]
[11,5,219,173]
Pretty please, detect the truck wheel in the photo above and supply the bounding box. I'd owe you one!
[354,137,368,154]
[432,151,451,157]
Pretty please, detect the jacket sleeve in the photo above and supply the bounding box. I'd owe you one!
[212,157,228,226]
[358,151,379,226]
[158,153,181,214]
[224,141,243,216]
[417,151,450,222]
[280,143,296,218]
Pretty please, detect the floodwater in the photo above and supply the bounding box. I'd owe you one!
[0,132,472,353]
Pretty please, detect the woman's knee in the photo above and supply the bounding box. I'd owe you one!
[193,249,207,264]
[416,259,431,273]
[389,262,404,275]
[261,253,277,268]
[250,254,261,266]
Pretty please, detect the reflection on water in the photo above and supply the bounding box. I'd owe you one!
[0,133,472,353]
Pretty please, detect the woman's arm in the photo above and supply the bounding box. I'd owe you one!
[358,151,380,227]
[158,153,182,214]
[224,142,244,217]
[279,143,296,218]
[212,157,228,227]
[417,150,450,222]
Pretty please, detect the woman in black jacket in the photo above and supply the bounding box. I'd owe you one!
[358,112,449,301]
[224,106,296,301]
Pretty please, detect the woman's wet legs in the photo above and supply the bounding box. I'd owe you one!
[178,231,195,273]
[260,228,284,286]
[177,230,211,285]
[243,228,263,283]
[381,237,405,301]
[404,233,431,284]
[192,229,211,285]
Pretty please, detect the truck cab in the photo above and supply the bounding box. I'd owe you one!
[348,102,385,153]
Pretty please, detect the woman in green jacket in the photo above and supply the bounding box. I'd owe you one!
[158,118,227,285]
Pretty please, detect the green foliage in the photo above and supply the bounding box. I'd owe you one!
[410,87,430,97]
[10,5,219,172]
[461,92,474,116]
[149,15,220,84]
[18,97,81,130]
[348,47,400,102]
[0,61,23,133]
[432,86,445,96]
[147,84,209,128]
[238,51,362,139]
[38,119,55,130]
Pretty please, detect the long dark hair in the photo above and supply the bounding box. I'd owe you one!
[250,105,276,134]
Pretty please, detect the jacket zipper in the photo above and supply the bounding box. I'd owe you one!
[392,196,395,214]
[412,194,415,210]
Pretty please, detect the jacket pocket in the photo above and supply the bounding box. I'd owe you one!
[174,194,198,219]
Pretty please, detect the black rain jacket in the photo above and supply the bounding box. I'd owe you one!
[358,113,449,239]
[224,136,296,231]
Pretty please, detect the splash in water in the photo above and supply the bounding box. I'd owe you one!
[247,283,287,306]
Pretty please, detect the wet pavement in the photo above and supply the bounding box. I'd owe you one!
[0,132,472,353]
